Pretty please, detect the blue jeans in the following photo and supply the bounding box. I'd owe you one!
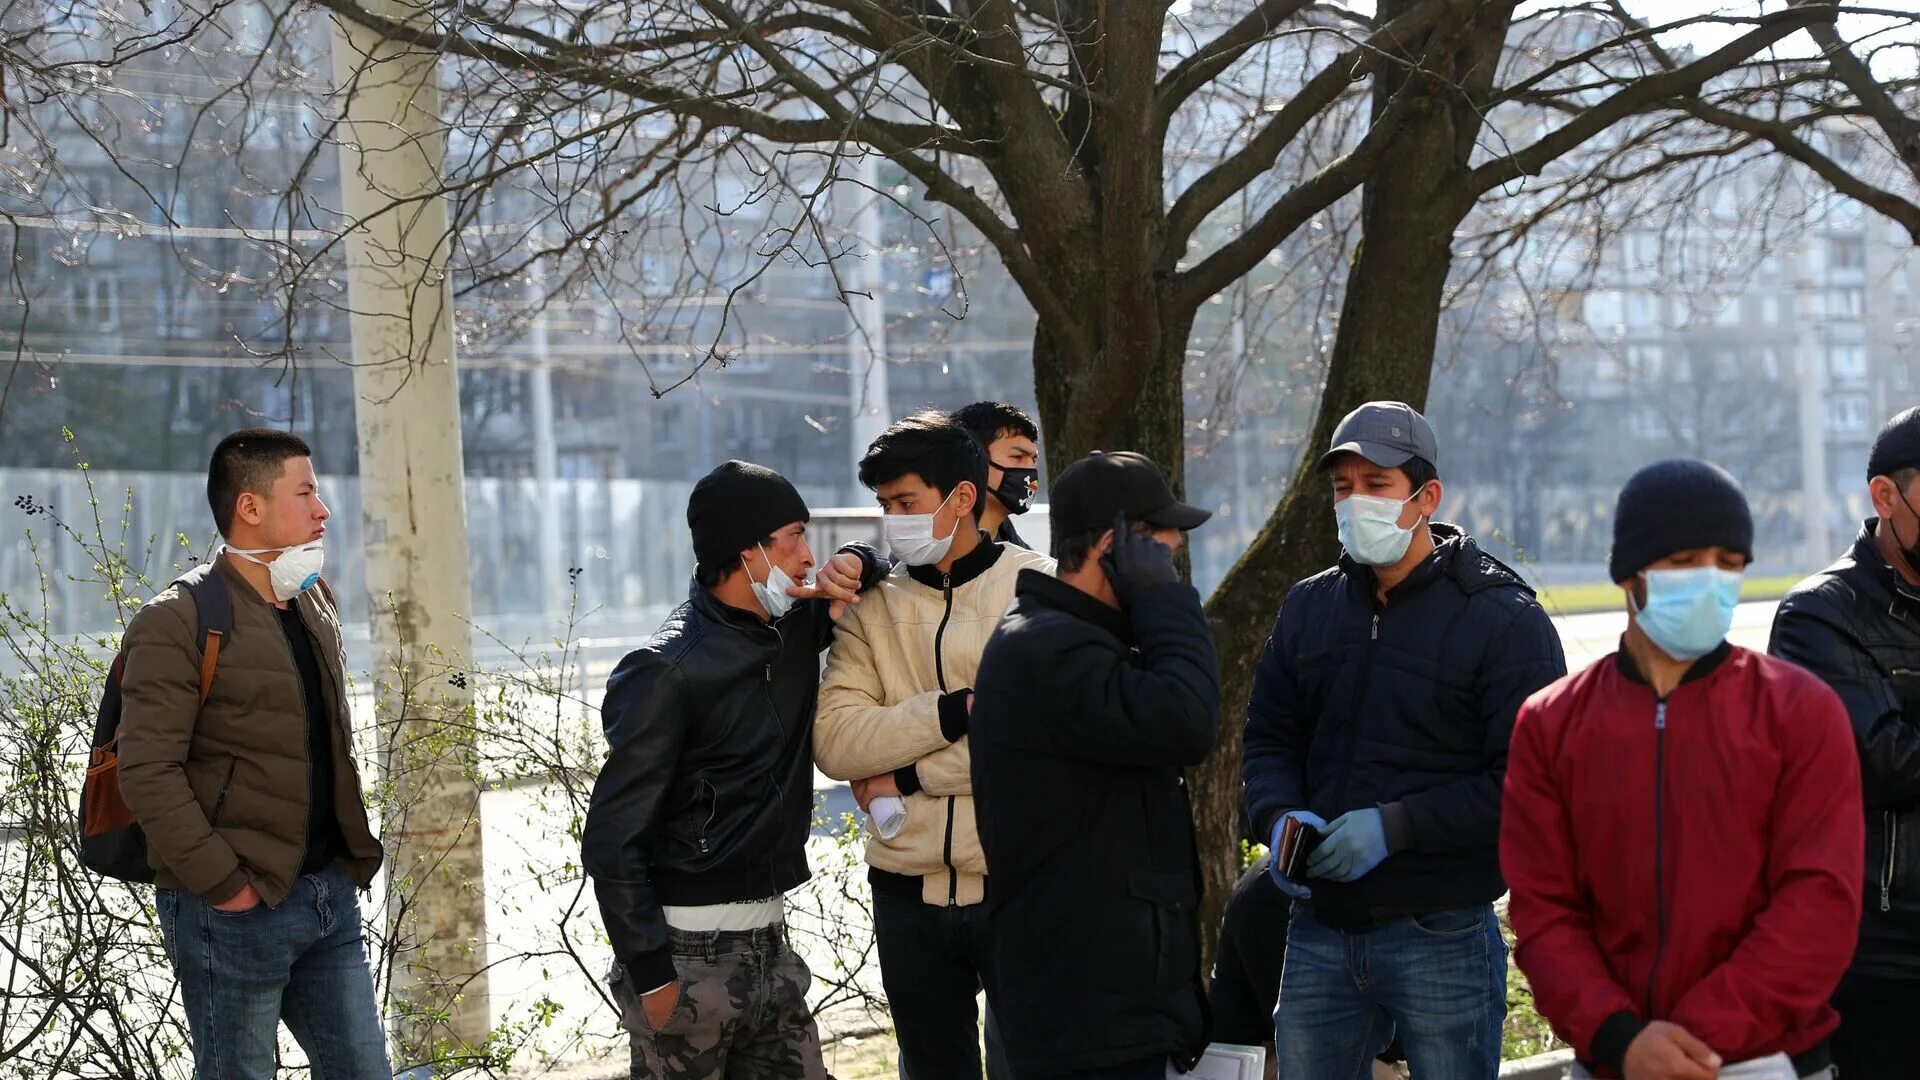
[157,862,392,1080]
[1274,904,1506,1080]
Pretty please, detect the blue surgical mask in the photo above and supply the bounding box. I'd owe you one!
[1632,566,1743,662]
[1334,491,1422,566]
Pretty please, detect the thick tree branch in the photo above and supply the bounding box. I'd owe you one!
[1156,0,1317,126]
[1164,0,1448,255]
[1171,37,1435,311]
[1684,98,1920,244]
[1468,7,1826,194]
[1791,0,1920,180]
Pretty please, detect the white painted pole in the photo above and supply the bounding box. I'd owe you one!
[328,1,490,1061]
[527,253,564,615]
[846,153,891,476]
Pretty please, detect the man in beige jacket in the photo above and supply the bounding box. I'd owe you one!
[816,411,1052,1080]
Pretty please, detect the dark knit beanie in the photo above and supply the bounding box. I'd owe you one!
[1609,459,1754,583]
[687,460,810,572]
[1868,407,1920,479]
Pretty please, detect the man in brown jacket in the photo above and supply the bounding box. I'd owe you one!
[815,411,1053,1080]
[118,428,388,1079]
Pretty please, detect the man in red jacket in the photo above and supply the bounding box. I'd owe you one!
[1503,459,1862,1080]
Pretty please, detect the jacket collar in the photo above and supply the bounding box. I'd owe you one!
[905,533,1003,591]
[1339,522,1525,600]
[1613,636,1734,692]
[1014,569,1131,642]
[686,579,779,637]
[1856,519,1920,621]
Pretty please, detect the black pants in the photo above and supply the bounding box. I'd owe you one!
[1833,972,1920,1078]
[872,888,1009,1080]
[1032,1058,1166,1080]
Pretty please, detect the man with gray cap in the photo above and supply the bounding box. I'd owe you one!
[1243,402,1564,1078]
[1770,406,1920,1077]
[582,460,884,1080]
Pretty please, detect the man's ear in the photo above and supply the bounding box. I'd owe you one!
[954,480,980,519]
[233,491,264,529]
[1417,479,1444,518]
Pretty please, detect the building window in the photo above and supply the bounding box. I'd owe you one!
[1626,344,1664,379]
[1830,236,1866,271]
[1824,289,1866,319]
[1829,344,1868,380]
[1827,394,1869,433]
[1630,405,1665,439]
[1627,292,1659,327]
[1761,295,1780,324]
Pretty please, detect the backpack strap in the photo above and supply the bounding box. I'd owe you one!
[177,564,234,707]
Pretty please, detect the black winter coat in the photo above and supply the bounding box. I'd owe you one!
[1242,525,1565,929]
[971,570,1220,1074]
[1770,521,1920,980]
[582,548,881,992]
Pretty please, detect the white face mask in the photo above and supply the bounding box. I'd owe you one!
[1334,490,1424,567]
[883,488,960,567]
[747,544,797,620]
[226,541,325,602]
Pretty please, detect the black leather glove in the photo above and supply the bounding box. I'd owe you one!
[1100,512,1178,606]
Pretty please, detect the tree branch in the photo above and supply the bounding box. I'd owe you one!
[1164,0,1448,256]
[1156,0,1317,126]
[1468,7,1827,194]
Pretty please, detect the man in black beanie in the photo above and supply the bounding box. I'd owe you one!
[583,460,885,1079]
[1770,406,1920,1077]
[1505,459,1862,1080]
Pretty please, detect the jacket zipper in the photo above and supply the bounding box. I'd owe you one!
[209,758,238,826]
[935,571,958,904]
[761,620,792,815]
[272,602,317,877]
[1646,699,1669,1016]
[1330,609,1382,813]
[1883,809,1897,913]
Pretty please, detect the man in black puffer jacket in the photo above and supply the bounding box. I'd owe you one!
[972,450,1219,1078]
[1242,402,1565,1079]
[582,460,885,1080]
[1770,406,1920,1079]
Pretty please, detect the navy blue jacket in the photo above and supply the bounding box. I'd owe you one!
[1242,524,1565,928]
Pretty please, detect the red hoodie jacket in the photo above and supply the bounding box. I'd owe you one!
[1502,643,1862,1075]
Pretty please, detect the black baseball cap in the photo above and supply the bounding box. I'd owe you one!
[1868,407,1920,480]
[1315,401,1440,472]
[1048,451,1212,539]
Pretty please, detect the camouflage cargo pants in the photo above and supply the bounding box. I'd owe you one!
[610,925,830,1080]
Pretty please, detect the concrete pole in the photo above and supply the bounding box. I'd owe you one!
[1796,279,1833,570]
[329,2,490,1062]
[846,153,891,478]
[526,253,564,615]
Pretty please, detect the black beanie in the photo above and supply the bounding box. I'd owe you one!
[687,460,810,573]
[1868,406,1920,479]
[1609,459,1754,583]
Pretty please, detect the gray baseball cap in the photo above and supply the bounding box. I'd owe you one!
[1315,401,1439,472]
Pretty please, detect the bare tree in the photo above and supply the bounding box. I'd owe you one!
[4,0,1916,971]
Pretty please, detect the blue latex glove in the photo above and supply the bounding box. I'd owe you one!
[1266,810,1326,900]
[1307,808,1390,883]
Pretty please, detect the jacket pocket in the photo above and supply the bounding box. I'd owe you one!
[1128,869,1198,989]
[208,758,238,828]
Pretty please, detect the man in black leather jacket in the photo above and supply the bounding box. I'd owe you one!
[1771,407,1920,1079]
[582,460,884,1080]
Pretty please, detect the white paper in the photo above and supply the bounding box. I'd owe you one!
[869,795,907,840]
[1715,1053,1799,1080]
[1171,1043,1265,1080]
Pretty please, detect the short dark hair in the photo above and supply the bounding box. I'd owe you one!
[858,410,989,502]
[950,401,1039,453]
[1894,466,1920,490]
[207,428,312,537]
[1403,456,1438,492]
[1054,518,1151,574]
